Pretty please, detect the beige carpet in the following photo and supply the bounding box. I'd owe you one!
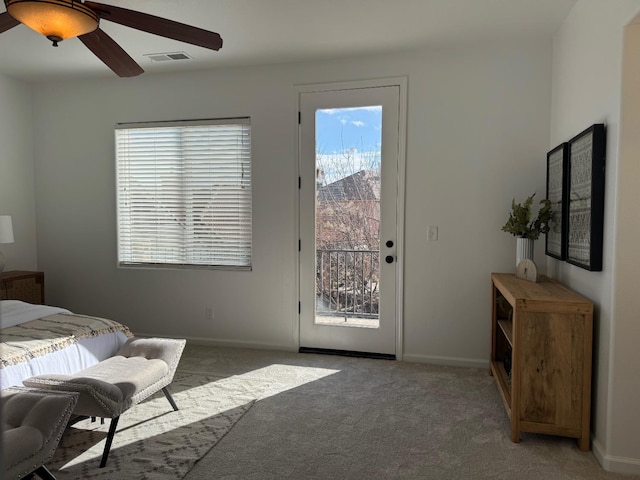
[48,372,258,479]
[179,345,639,480]
[47,345,639,479]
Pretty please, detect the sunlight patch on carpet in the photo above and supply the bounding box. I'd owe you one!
[50,365,340,479]
[51,372,257,479]
[229,364,341,400]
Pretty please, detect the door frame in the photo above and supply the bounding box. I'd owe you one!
[294,77,407,360]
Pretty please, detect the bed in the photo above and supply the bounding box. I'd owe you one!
[0,300,132,389]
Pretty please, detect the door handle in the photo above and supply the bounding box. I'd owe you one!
[385,255,395,264]
[385,240,394,248]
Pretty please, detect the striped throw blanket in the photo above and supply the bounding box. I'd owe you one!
[0,314,133,368]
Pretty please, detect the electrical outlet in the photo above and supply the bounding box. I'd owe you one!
[428,225,438,241]
[205,306,214,320]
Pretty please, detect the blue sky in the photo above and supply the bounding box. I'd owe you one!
[316,106,382,155]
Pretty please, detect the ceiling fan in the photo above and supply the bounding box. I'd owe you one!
[0,0,223,77]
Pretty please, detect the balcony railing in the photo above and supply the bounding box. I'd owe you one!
[316,249,379,319]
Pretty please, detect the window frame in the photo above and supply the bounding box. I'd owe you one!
[115,117,252,271]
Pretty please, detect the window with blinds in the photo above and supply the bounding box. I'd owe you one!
[115,118,252,269]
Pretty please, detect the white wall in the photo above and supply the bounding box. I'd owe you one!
[549,0,640,473]
[0,74,37,271]
[613,15,640,472]
[31,40,553,365]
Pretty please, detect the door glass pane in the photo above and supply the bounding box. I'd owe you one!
[314,106,382,328]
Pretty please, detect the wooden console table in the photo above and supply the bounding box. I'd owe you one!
[490,273,593,451]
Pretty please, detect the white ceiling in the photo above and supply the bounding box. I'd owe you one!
[0,0,577,82]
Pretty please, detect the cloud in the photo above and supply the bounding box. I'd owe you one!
[318,106,382,115]
[352,121,365,127]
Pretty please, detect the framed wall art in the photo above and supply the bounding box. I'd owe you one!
[545,143,568,260]
[566,124,606,271]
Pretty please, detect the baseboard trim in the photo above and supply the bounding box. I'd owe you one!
[402,353,489,369]
[592,437,640,475]
[135,333,297,352]
[135,335,488,368]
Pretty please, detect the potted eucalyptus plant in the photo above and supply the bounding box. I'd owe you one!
[502,193,553,267]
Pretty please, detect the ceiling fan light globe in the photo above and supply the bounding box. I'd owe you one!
[6,0,98,40]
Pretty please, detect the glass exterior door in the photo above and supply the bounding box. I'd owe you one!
[299,85,400,356]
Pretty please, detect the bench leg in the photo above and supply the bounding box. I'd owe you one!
[33,466,57,480]
[163,387,179,411]
[99,416,120,468]
[91,388,176,468]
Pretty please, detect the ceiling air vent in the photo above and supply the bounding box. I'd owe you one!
[144,52,193,62]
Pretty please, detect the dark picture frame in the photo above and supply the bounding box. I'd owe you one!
[545,143,568,260]
[566,124,606,271]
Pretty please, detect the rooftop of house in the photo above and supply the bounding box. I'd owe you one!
[317,170,380,203]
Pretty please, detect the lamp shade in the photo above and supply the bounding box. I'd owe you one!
[0,215,15,244]
[6,0,99,42]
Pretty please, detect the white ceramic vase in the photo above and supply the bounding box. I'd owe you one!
[516,237,534,268]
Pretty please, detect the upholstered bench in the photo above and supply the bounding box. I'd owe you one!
[23,337,186,468]
[2,386,78,480]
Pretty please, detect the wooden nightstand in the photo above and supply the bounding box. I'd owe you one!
[0,271,45,304]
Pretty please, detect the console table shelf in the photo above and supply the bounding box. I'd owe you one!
[490,273,593,451]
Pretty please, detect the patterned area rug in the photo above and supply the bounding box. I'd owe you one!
[48,371,261,479]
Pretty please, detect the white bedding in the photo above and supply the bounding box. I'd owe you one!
[0,300,71,328]
[0,300,130,389]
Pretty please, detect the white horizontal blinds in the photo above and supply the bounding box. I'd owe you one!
[116,118,252,268]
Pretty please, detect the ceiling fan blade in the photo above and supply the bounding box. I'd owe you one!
[0,11,20,34]
[79,28,144,77]
[84,2,223,51]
